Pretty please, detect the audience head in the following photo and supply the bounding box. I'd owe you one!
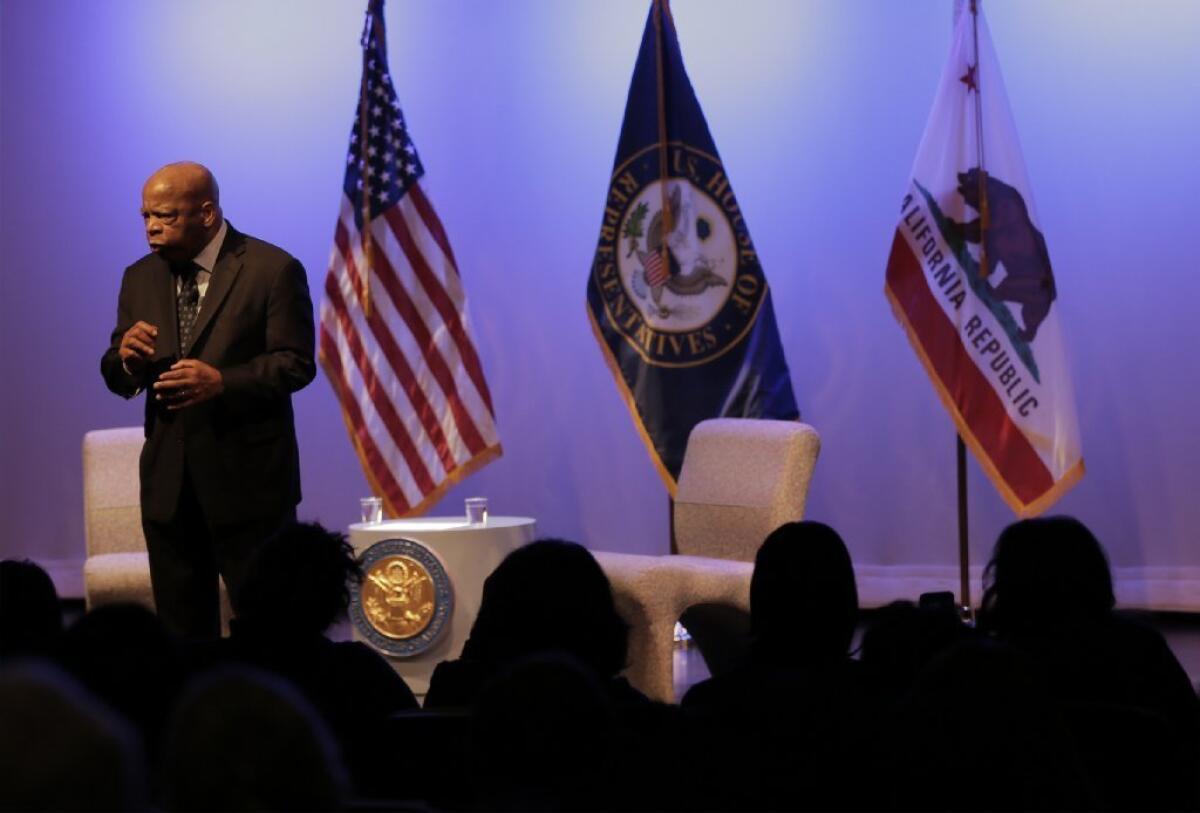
[892,639,1092,810]
[860,598,974,701]
[0,559,63,661]
[0,662,147,811]
[471,653,616,811]
[57,603,182,751]
[164,666,347,812]
[463,539,628,679]
[749,521,859,664]
[980,515,1114,637]
[235,521,362,636]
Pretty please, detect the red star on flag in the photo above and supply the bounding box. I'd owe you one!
[960,63,978,92]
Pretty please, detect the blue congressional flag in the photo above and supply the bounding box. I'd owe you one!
[587,0,799,493]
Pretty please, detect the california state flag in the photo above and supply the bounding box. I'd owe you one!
[885,0,1083,516]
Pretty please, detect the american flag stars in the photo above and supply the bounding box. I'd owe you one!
[342,43,424,226]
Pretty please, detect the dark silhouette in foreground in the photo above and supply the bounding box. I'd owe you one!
[681,521,880,810]
[425,538,643,709]
[471,653,619,811]
[0,662,147,811]
[887,638,1095,811]
[0,559,63,662]
[164,666,346,812]
[57,603,185,770]
[980,516,1200,810]
[203,521,418,796]
[2,515,1197,812]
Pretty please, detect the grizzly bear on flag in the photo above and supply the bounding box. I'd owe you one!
[954,168,1057,343]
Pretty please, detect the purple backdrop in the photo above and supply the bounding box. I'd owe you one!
[2,1,1199,605]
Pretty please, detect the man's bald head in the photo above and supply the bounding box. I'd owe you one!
[140,162,224,263]
[143,162,220,207]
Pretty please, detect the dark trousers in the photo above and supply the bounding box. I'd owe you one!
[142,471,295,639]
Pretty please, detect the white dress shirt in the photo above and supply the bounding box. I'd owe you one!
[179,219,228,304]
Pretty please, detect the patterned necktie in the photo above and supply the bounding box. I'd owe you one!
[177,264,201,353]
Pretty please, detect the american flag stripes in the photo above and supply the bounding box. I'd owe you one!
[319,0,501,518]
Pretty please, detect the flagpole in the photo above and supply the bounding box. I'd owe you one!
[971,0,990,282]
[956,0,988,621]
[357,2,377,318]
[957,435,971,617]
[652,0,679,554]
[653,0,673,239]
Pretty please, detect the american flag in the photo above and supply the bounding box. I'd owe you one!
[319,0,501,518]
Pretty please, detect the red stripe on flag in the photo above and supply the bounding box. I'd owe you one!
[318,324,413,514]
[324,262,457,475]
[324,281,440,497]
[333,221,362,291]
[383,205,497,416]
[408,183,461,279]
[885,230,1054,505]
[334,217,368,308]
[364,231,489,457]
[334,219,458,468]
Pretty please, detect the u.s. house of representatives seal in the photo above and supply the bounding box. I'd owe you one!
[593,142,768,368]
[350,537,452,658]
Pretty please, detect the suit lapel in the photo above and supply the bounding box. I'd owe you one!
[182,225,244,357]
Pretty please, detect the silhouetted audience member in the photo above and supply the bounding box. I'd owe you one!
[57,603,185,767]
[888,639,1095,811]
[0,559,63,662]
[12,511,1200,812]
[979,515,1200,809]
[980,516,1117,641]
[163,666,346,812]
[681,521,880,810]
[470,653,618,811]
[424,539,643,709]
[677,602,752,679]
[681,521,859,692]
[0,662,147,811]
[204,521,418,795]
[859,597,975,707]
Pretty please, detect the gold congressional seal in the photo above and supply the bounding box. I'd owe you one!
[352,537,452,657]
[361,555,436,640]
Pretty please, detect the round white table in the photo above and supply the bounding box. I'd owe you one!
[348,516,536,696]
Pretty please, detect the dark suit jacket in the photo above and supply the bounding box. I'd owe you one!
[101,224,316,525]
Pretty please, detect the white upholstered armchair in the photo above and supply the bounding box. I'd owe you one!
[82,428,230,622]
[82,427,155,610]
[595,418,821,702]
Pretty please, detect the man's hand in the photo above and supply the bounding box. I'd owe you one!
[118,321,158,375]
[153,359,224,410]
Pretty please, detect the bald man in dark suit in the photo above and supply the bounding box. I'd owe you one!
[101,162,316,638]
